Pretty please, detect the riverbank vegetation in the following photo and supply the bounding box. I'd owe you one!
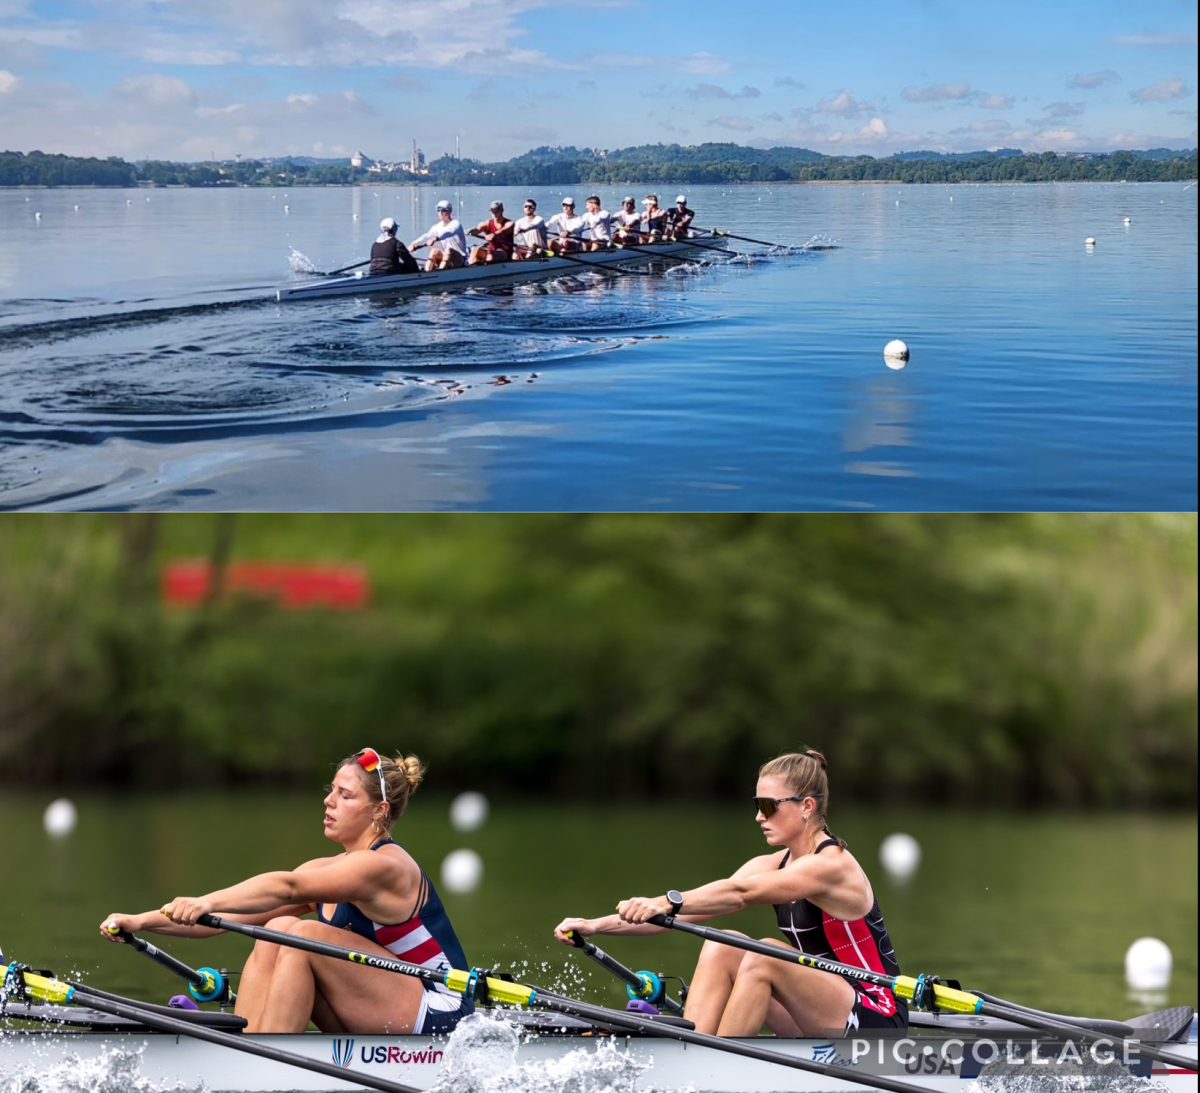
[0,515,1194,807]
[2,145,1195,188]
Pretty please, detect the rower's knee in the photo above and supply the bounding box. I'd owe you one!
[264,915,302,933]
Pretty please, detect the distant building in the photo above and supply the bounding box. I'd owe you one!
[350,151,373,169]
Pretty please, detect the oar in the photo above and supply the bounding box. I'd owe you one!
[1,961,419,1093]
[694,227,789,248]
[664,235,742,256]
[566,931,685,1015]
[551,250,653,277]
[195,916,942,1093]
[649,915,1199,1074]
[613,240,710,265]
[107,926,235,1004]
[316,258,371,277]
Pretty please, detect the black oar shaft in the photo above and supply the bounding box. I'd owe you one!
[696,227,784,248]
[615,241,707,264]
[554,250,650,276]
[322,258,371,277]
[569,934,685,1016]
[66,984,419,1093]
[120,931,206,988]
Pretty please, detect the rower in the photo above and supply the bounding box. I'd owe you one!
[513,198,548,258]
[581,195,613,251]
[369,218,419,276]
[555,749,908,1039]
[545,197,585,254]
[639,194,666,242]
[468,201,514,265]
[666,195,695,240]
[612,195,641,245]
[410,199,468,270]
[101,747,474,1037]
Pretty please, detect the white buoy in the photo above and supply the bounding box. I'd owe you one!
[879,833,921,881]
[1125,938,1172,991]
[284,204,290,213]
[449,791,489,832]
[883,339,910,370]
[34,211,41,221]
[440,848,484,894]
[1123,217,1131,226]
[1085,237,1096,246]
[43,798,78,837]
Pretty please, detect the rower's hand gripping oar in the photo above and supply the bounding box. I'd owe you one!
[192,916,948,1093]
[105,925,235,1004]
[565,930,685,1015]
[648,914,1199,1074]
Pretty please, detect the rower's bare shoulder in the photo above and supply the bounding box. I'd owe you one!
[733,849,789,878]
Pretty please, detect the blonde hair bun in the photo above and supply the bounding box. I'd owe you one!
[395,754,425,792]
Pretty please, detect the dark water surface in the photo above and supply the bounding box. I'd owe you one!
[1,794,1194,1019]
[0,182,1195,510]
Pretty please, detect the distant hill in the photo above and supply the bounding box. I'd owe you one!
[2,143,1196,187]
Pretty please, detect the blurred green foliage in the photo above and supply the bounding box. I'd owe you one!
[0,514,1194,806]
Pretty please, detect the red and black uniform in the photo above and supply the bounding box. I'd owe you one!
[773,840,908,1032]
[480,218,514,261]
[370,237,419,276]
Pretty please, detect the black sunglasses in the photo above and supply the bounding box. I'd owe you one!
[754,795,808,818]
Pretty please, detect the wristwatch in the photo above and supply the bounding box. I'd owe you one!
[666,889,685,915]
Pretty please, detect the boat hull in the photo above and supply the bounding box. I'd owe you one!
[276,242,703,301]
[3,1020,1195,1092]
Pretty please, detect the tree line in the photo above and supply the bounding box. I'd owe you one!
[0,514,1194,809]
[3,145,1195,188]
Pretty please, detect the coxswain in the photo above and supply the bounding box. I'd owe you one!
[410,200,468,270]
[666,195,695,239]
[545,197,585,254]
[581,195,613,251]
[369,218,419,275]
[468,201,514,265]
[513,199,548,259]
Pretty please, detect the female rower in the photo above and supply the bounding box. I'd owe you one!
[100,747,472,1036]
[554,749,907,1038]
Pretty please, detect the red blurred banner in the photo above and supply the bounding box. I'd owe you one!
[163,561,370,610]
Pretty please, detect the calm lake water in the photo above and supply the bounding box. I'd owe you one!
[0,182,1195,511]
[1,794,1194,1020]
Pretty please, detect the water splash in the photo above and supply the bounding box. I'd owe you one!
[288,247,317,274]
[432,1012,649,1093]
[968,1050,1173,1093]
[0,1042,204,1093]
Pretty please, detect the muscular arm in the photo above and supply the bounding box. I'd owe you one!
[158,850,416,926]
[616,850,857,924]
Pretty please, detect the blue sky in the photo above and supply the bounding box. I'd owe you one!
[0,0,1195,162]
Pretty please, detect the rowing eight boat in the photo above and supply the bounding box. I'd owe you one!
[3,1003,1195,1091]
[276,240,709,302]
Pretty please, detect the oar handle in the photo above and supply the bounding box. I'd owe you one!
[109,926,232,1003]
[565,931,685,1016]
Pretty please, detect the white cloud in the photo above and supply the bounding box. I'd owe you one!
[287,93,318,107]
[0,66,17,92]
[682,52,730,77]
[1131,77,1189,103]
[1068,70,1120,89]
[708,115,754,132]
[859,117,889,141]
[902,82,973,103]
[980,94,1013,109]
[817,90,870,116]
[115,74,195,108]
